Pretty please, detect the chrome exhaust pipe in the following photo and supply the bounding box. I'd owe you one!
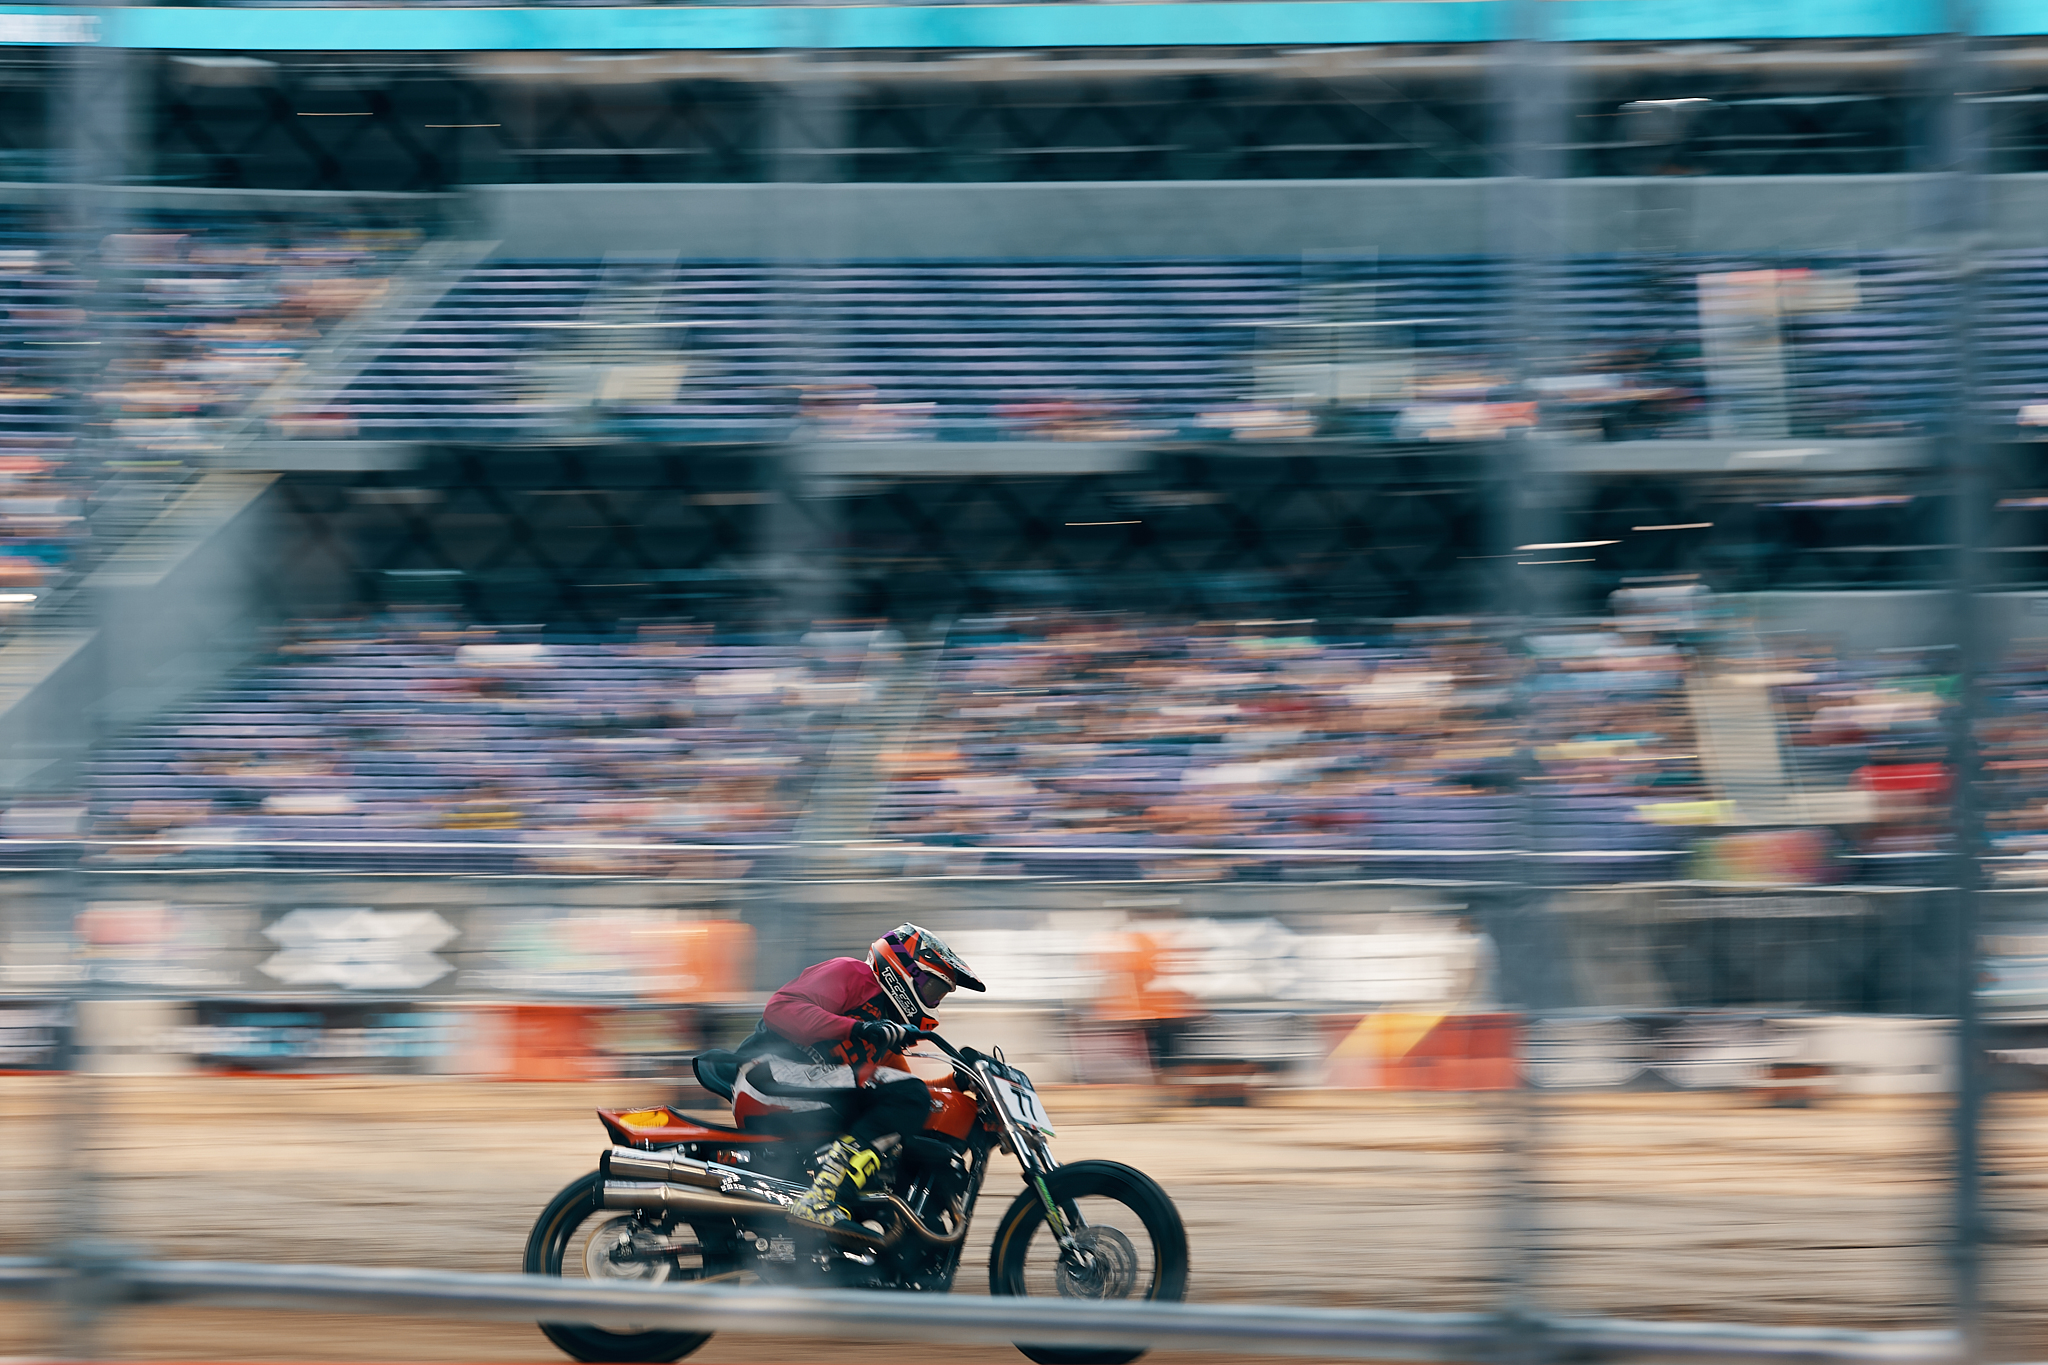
[599,1147,963,1250]
[601,1181,788,1221]
[602,1146,740,1191]
[603,1180,897,1249]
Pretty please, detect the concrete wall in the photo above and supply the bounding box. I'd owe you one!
[1738,590,2048,656]
[0,630,101,792]
[475,174,2048,259]
[1983,592,2048,652]
[91,472,281,736]
[0,473,281,795]
[0,181,459,223]
[1733,590,1960,653]
[9,174,2037,258]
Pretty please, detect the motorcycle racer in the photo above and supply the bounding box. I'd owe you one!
[736,923,986,1235]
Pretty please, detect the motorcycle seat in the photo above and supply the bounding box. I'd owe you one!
[692,1048,741,1101]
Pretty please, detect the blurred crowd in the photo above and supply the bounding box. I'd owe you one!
[873,616,1518,877]
[40,604,1998,886]
[1980,649,2048,884]
[870,608,1962,885]
[0,244,91,608]
[85,615,870,875]
[0,219,415,624]
[98,225,415,453]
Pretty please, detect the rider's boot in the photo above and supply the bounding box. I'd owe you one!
[788,1135,880,1235]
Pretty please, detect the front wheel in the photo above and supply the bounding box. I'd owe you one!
[989,1160,1189,1365]
[523,1171,727,1364]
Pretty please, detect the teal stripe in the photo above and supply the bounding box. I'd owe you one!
[1978,0,2048,33]
[113,6,792,50]
[106,3,1504,51]
[0,0,2038,53]
[1548,0,1949,40]
[824,3,1502,47]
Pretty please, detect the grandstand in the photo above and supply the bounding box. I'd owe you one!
[4,26,2040,1336]
[83,617,843,872]
[316,250,1980,444]
[0,0,2033,910]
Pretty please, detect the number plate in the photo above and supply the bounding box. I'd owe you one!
[987,1071,1055,1136]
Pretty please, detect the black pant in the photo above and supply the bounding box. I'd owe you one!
[846,1070,932,1147]
[744,1061,930,1147]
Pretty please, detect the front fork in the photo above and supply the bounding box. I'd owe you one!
[971,1059,1082,1257]
[1019,1138,1082,1253]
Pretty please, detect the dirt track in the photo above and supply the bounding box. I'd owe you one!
[5,1077,2045,1362]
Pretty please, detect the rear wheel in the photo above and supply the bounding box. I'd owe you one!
[990,1161,1189,1365]
[524,1171,730,1363]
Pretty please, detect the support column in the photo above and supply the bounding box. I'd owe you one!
[758,42,850,638]
[1489,10,1569,1364]
[1925,11,1990,1361]
[52,27,133,1365]
[752,33,852,986]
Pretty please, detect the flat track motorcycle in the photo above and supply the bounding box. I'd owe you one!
[524,1031,1189,1365]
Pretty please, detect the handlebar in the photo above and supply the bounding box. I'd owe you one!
[907,1030,971,1065]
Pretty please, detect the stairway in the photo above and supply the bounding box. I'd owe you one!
[224,236,500,449]
[792,628,949,876]
[1687,674,1795,823]
[518,253,690,420]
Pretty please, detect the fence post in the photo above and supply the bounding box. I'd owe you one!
[51,21,133,1355]
[1927,7,1990,1358]
[1489,3,1570,1359]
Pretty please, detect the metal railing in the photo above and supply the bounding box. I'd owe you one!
[0,1257,1962,1365]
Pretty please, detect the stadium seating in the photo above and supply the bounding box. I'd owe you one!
[84,619,854,873]
[310,250,2001,444]
[0,236,2022,453]
[52,604,1991,884]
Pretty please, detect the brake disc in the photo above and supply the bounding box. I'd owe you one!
[1055,1225,1140,1299]
[583,1214,675,1285]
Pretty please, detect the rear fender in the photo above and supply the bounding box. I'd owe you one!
[597,1107,785,1148]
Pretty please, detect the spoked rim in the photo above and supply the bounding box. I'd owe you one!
[526,1172,729,1363]
[553,1208,714,1299]
[1018,1197,1159,1303]
[991,1161,1189,1365]
[560,1209,690,1331]
[580,1212,678,1287]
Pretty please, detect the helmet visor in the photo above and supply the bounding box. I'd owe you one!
[912,964,955,1009]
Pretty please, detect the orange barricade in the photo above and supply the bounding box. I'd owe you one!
[502,1003,605,1082]
[658,918,754,1002]
[1324,1011,1521,1090]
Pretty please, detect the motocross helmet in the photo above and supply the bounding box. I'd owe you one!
[869,923,986,1025]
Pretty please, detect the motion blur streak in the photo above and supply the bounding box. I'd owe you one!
[4,4,2048,1365]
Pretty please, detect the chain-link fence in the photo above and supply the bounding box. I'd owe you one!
[8,6,2048,1362]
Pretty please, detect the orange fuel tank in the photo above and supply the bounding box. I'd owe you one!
[922,1075,979,1140]
[902,1046,979,1140]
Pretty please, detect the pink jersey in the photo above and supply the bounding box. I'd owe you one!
[763,957,887,1046]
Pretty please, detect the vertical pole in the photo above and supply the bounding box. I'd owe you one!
[765,6,849,621]
[755,14,848,985]
[1927,7,1988,1360]
[1489,5,1566,1360]
[762,19,847,646]
[53,26,130,1364]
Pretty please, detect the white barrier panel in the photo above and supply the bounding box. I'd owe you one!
[0,1257,1963,1365]
[1776,1016,1955,1095]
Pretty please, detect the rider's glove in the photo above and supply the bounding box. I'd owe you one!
[850,1019,910,1051]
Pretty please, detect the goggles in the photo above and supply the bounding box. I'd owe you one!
[911,964,956,1008]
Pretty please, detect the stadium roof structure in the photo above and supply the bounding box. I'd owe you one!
[9,0,2048,53]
